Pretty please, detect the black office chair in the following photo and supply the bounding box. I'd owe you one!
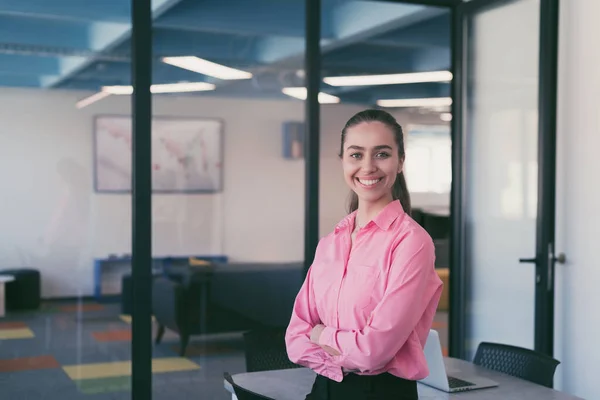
[243,327,303,372]
[473,342,560,388]
[224,372,274,400]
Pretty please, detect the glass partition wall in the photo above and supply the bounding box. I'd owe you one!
[0,1,133,398]
[148,1,306,399]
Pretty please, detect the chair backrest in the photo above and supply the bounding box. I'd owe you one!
[224,372,273,400]
[473,342,560,388]
[243,327,303,372]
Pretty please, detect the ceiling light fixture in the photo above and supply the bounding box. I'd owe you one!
[282,87,340,104]
[440,112,453,122]
[323,70,452,87]
[76,91,112,109]
[76,82,216,109]
[377,97,453,108]
[102,85,133,95]
[101,82,216,95]
[162,56,253,80]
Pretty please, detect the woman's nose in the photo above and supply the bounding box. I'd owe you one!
[360,159,377,172]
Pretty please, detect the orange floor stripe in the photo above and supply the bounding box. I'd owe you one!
[0,321,27,330]
[92,329,132,342]
[0,355,60,373]
[59,304,105,312]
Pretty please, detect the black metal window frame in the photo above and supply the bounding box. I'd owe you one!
[131,0,152,399]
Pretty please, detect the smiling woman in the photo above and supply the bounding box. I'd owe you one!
[285,109,443,400]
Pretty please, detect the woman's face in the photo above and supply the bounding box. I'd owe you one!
[341,121,403,206]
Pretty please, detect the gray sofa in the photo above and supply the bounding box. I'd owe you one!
[152,261,305,356]
[210,261,305,327]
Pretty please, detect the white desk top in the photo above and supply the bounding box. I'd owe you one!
[0,275,15,283]
[224,358,583,400]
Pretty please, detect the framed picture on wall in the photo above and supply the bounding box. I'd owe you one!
[93,115,224,193]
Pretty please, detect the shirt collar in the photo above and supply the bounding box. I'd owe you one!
[334,200,405,234]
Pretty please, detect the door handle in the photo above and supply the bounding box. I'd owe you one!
[520,254,565,264]
[519,257,537,264]
[520,246,566,290]
[553,253,566,264]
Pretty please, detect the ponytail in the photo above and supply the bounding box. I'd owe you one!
[393,171,411,215]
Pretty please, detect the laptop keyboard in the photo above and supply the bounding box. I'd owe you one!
[447,376,476,389]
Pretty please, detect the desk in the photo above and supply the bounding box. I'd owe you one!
[224,358,582,400]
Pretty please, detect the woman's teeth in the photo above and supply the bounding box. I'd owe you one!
[358,178,382,186]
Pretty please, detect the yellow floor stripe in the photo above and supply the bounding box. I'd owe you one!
[62,357,200,380]
[119,315,155,324]
[0,328,35,340]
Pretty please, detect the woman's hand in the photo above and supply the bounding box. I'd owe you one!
[310,324,325,344]
[311,324,342,356]
[321,345,342,356]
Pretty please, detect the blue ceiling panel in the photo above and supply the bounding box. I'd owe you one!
[154,0,334,39]
[0,73,47,87]
[330,1,424,39]
[68,60,216,86]
[253,2,435,66]
[372,13,450,49]
[57,76,125,91]
[72,61,131,85]
[152,28,262,63]
[0,0,131,23]
[255,36,311,64]
[412,48,451,71]
[0,15,92,50]
[374,82,449,101]
[107,28,265,67]
[337,82,450,104]
[0,0,450,105]
[39,0,184,88]
[0,54,63,76]
[322,43,418,74]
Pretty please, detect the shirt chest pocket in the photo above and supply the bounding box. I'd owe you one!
[344,265,381,309]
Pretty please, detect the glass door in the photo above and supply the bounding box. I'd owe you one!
[451,0,560,360]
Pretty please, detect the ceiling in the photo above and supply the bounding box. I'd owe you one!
[0,0,451,107]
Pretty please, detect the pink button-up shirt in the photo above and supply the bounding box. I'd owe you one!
[285,200,443,383]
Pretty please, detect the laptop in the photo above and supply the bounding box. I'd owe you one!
[418,330,498,393]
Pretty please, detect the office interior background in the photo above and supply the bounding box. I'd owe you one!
[0,0,597,399]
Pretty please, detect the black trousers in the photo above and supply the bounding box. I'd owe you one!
[305,372,418,400]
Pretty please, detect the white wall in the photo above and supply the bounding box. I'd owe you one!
[554,0,600,398]
[0,88,447,298]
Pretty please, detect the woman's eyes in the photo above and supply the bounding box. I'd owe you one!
[350,152,390,159]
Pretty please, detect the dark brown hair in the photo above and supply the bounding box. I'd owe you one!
[339,109,411,215]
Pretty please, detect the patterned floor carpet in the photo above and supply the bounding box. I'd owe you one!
[0,301,246,399]
[0,301,449,399]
